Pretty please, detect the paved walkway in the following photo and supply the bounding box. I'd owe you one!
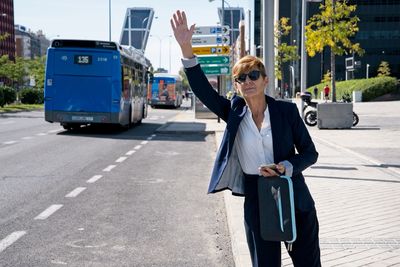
[157,100,400,267]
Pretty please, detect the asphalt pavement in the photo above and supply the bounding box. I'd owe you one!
[157,99,400,267]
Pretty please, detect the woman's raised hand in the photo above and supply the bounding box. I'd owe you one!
[170,10,195,58]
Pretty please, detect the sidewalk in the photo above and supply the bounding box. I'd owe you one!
[157,101,400,267]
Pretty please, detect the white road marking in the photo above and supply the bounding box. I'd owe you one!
[103,165,116,172]
[87,175,103,183]
[126,150,136,156]
[151,134,156,137]
[134,145,142,150]
[116,156,127,163]
[21,136,33,140]
[65,187,86,198]
[36,133,47,136]
[146,136,152,140]
[34,204,63,220]
[140,141,148,145]
[0,231,26,253]
[47,129,63,134]
[2,141,17,145]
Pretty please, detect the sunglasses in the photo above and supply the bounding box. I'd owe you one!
[234,70,261,83]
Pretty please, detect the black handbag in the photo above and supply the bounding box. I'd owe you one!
[257,175,297,250]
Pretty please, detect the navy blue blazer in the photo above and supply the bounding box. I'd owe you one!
[185,64,318,212]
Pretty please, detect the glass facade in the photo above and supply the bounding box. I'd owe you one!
[306,0,400,85]
[252,0,400,89]
[119,8,154,51]
[0,0,15,60]
[218,7,245,45]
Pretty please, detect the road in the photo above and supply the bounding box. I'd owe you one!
[0,103,234,267]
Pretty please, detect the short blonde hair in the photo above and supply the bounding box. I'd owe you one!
[232,55,267,79]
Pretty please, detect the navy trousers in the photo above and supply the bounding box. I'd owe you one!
[244,176,321,267]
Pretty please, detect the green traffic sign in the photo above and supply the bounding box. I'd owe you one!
[198,56,230,65]
[201,65,231,75]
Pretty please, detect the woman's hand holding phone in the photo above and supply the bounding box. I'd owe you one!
[259,163,285,177]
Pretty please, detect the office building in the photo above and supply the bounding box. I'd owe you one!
[0,0,15,60]
[250,0,400,90]
[120,7,155,51]
[218,7,245,46]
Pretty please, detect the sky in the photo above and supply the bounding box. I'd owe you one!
[13,0,250,75]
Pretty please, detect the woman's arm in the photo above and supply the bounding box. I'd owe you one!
[171,10,230,120]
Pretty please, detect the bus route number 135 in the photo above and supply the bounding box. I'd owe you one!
[74,55,92,65]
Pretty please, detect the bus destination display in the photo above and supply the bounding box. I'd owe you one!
[74,55,92,65]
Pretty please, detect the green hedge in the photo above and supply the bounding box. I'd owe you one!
[0,86,17,104]
[308,76,399,102]
[20,88,44,104]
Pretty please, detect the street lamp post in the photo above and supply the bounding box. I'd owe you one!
[150,35,172,71]
[108,0,111,41]
[300,0,322,117]
[366,63,370,79]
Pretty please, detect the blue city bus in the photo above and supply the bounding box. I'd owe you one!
[148,73,183,108]
[44,39,150,130]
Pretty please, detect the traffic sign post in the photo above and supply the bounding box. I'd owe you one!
[198,56,230,65]
[192,46,230,55]
[194,26,230,35]
[201,65,231,75]
[192,35,230,46]
[192,25,231,121]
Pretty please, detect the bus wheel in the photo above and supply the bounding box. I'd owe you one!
[62,123,79,130]
[125,107,132,129]
[137,106,144,125]
[62,124,71,130]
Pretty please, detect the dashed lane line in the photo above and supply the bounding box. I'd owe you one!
[0,231,26,253]
[116,156,127,163]
[2,141,17,145]
[134,145,142,150]
[65,187,86,198]
[34,204,63,220]
[126,150,136,156]
[103,165,116,172]
[87,175,103,183]
[36,133,47,136]
[21,136,33,140]
[140,141,148,145]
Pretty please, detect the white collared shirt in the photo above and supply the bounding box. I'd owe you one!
[235,106,274,175]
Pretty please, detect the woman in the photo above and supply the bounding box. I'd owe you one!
[171,10,321,267]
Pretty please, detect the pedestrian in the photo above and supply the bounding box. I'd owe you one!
[313,86,318,99]
[323,84,330,101]
[171,10,321,267]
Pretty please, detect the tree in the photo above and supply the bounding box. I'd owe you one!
[321,70,331,85]
[0,32,10,42]
[0,56,27,87]
[377,61,391,77]
[27,56,46,89]
[305,0,363,102]
[274,17,299,96]
[179,67,190,91]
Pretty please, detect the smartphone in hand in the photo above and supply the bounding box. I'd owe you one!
[260,163,277,171]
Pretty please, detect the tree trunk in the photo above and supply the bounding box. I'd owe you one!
[330,50,336,102]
